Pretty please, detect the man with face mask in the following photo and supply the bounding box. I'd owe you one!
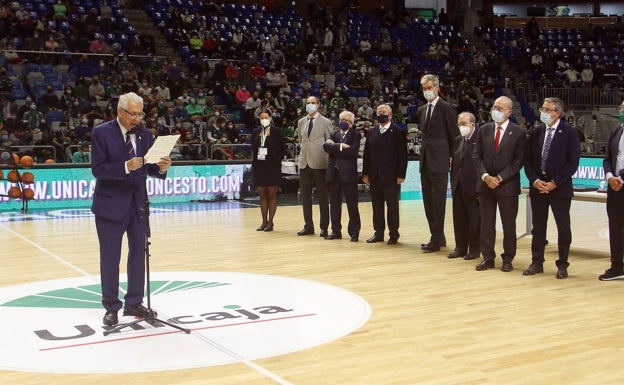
[322,110,361,241]
[472,96,526,272]
[296,96,333,237]
[418,74,459,252]
[523,97,580,279]
[598,100,624,280]
[362,104,408,245]
[448,111,481,260]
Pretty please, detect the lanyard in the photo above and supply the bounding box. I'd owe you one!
[260,127,268,147]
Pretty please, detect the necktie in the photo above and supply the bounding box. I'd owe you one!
[126,132,136,158]
[307,118,314,137]
[425,103,432,128]
[541,127,554,172]
[494,125,502,153]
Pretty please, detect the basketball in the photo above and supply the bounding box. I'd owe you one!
[22,188,34,201]
[12,153,20,165]
[0,169,3,180]
[20,172,35,184]
[7,170,20,183]
[44,158,56,164]
[20,155,34,168]
[8,186,22,199]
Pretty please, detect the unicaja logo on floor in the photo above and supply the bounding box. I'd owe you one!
[0,272,371,373]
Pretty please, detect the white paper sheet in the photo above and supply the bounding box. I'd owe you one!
[144,135,180,164]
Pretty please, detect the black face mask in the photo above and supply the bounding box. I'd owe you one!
[377,114,389,124]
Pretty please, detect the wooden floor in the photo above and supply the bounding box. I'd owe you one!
[1,195,623,385]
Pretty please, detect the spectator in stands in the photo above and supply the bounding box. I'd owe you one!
[244,91,262,127]
[581,64,594,88]
[22,102,44,132]
[172,99,189,123]
[99,0,113,33]
[33,129,61,162]
[60,86,76,110]
[156,82,171,101]
[186,98,203,122]
[40,85,60,111]
[526,17,540,44]
[89,34,108,54]
[73,77,89,100]
[72,143,91,163]
[82,99,105,125]
[89,77,106,101]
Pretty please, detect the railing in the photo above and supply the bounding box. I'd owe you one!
[513,85,621,110]
[10,145,57,162]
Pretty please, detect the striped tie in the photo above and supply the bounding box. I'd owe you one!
[126,132,135,158]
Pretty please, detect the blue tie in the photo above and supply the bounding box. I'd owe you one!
[126,132,136,158]
[541,127,554,172]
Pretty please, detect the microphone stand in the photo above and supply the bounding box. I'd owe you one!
[104,199,191,336]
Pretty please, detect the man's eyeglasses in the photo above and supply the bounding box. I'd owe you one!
[120,107,146,119]
[539,108,556,114]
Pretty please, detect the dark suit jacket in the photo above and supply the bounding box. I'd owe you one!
[472,121,526,196]
[362,123,408,186]
[417,98,459,174]
[524,121,580,199]
[603,124,624,180]
[451,126,479,196]
[323,128,361,184]
[91,119,165,221]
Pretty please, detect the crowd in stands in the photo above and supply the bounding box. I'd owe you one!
[1,0,623,165]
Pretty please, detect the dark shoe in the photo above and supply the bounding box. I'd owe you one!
[103,310,118,326]
[447,249,466,259]
[523,262,544,276]
[501,261,514,272]
[319,229,328,238]
[421,242,441,253]
[464,253,480,260]
[297,228,314,236]
[599,268,624,281]
[366,235,384,243]
[556,267,568,279]
[263,223,274,232]
[256,223,267,231]
[123,304,152,318]
[325,232,342,240]
[476,259,495,271]
[387,237,398,245]
[350,235,359,242]
[421,241,446,249]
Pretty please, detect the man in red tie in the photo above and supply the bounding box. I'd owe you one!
[472,96,526,273]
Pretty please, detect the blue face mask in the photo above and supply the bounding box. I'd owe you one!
[305,103,317,114]
[540,111,554,126]
[339,121,349,130]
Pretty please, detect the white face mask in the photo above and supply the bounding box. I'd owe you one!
[540,111,554,126]
[491,109,506,123]
[423,90,436,101]
[305,103,317,114]
[459,125,472,137]
[260,118,271,127]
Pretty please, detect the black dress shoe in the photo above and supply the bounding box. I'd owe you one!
[366,235,384,243]
[501,261,514,272]
[263,223,274,232]
[103,310,118,326]
[476,259,495,271]
[464,253,480,260]
[325,232,342,240]
[447,250,466,259]
[387,237,398,245]
[123,304,153,318]
[523,262,544,276]
[297,228,314,236]
[421,243,441,253]
[256,223,267,231]
[350,235,359,242]
[319,229,328,238]
[556,267,568,279]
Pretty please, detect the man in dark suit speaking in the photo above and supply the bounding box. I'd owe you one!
[323,110,361,241]
[91,92,172,326]
[472,96,526,272]
[523,97,580,279]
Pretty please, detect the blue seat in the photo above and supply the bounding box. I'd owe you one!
[45,110,65,125]
[11,89,26,101]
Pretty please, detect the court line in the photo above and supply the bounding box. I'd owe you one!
[0,222,296,385]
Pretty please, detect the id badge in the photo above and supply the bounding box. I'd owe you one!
[257,147,267,160]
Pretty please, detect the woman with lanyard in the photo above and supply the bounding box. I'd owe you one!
[251,110,286,232]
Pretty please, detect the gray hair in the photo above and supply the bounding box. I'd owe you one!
[376,104,393,114]
[339,110,355,124]
[544,97,564,112]
[458,111,476,124]
[118,92,144,109]
[420,74,440,87]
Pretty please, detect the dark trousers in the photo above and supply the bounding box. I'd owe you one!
[370,179,401,239]
[530,193,572,267]
[95,200,146,312]
[452,191,481,255]
[421,170,448,245]
[607,188,624,269]
[328,176,361,237]
[480,190,518,262]
[299,166,329,231]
